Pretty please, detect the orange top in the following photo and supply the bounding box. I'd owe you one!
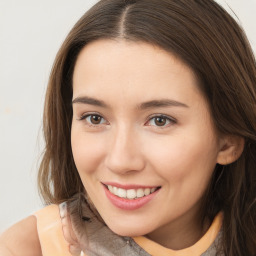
[34,205,72,256]
[34,205,222,256]
[133,212,222,256]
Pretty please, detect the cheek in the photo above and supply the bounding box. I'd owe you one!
[71,129,106,175]
[146,135,218,215]
[146,133,218,183]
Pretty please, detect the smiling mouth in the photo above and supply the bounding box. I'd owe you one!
[105,185,161,200]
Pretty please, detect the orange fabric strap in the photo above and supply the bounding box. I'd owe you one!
[133,212,222,256]
[34,205,73,256]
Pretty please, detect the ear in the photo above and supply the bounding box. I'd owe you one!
[217,135,244,165]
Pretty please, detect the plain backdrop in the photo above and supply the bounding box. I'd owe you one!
[0,0,255,232]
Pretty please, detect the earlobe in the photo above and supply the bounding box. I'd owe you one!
[217,135,245,165]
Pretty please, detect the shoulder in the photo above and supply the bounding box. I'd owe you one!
[0,215,42,256]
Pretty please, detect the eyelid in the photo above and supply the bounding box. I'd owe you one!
[78,112,109,125]
[78,111,100,119]
[145,114,177,127]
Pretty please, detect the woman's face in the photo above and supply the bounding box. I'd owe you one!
[71,39,223,245]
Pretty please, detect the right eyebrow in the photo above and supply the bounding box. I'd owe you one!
[72,96,108,108]
[138,99,189,110]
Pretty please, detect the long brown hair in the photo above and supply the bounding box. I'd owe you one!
[38,0,256,254]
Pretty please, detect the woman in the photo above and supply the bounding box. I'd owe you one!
[0,0,255,255]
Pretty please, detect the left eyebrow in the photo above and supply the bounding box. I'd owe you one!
[72,96,108,108]
[138,99,189,110]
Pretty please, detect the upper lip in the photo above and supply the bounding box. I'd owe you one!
[102,182,160,190]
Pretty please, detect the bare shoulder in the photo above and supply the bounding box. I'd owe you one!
[0,215,42,256]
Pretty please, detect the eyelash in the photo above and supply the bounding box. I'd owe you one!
[145,115,176,128]
[78,113,108,126]
[78,113,176,128]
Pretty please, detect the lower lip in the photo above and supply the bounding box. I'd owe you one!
[103,185,160,210]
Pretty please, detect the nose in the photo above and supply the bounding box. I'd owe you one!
[105,125,145,175]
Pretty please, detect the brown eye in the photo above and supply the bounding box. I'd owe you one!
[147,115,175,127]
[89,115,103,124]
[81,114,106,125]
[154,116,167,126]
[90,115,102,124]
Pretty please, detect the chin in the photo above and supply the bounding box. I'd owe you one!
[106,221,151,237]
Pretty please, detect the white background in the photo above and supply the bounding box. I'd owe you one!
[0,0,255,232]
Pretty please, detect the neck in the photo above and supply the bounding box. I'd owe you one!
[145,204,210,250]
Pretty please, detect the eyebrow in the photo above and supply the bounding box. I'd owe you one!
[139,99,189,109]
[72,96,189,109]
[72,96,108,108]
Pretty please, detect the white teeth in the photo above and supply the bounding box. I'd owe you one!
[117,188,127,198]
[150,188,157,193]
[136,188,144,198]
[108,185,113,193]
[144,188,151,196]
[113,186,118,196]
[107,186,158,199]
[127,189,137,199]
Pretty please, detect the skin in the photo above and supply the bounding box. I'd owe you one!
[0,216,42,256]
[71,39,228,250]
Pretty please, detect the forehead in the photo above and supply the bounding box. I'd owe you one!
[72,39,205,107]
